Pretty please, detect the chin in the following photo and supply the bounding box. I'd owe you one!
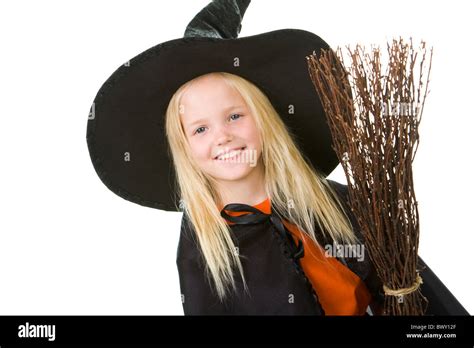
[210,166,253,182]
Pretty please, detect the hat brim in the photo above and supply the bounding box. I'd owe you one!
[86,29,339,211]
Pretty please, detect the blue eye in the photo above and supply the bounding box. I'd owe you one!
[194,126,206,135]
[230,113,242,121]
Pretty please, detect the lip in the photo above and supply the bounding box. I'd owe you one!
[214,146,246,160]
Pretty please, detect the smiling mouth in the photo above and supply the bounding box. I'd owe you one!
[214,146,246,161]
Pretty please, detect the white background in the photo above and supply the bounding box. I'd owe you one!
[0,0,472,315]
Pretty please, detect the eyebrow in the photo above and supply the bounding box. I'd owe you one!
[186,105,244,128]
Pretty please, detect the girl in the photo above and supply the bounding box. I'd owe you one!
[165,71,384,315]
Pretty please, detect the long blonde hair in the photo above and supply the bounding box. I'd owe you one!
[165,72,358,301]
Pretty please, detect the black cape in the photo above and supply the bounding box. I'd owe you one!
[176,179,469,315]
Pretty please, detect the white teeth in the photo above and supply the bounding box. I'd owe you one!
[216,147,245,161]
[217,150,240,160]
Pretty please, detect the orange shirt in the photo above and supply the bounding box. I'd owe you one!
[222,197,372,315]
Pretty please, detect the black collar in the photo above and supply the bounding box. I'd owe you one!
[220,203,304,261]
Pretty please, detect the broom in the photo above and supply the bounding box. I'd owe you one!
[306,38,433,315]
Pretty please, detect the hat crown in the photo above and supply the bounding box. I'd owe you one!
[184,0,251,39]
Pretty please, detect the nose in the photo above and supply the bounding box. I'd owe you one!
[215,125,233,146]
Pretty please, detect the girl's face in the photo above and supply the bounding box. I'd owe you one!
[179,75,262,182]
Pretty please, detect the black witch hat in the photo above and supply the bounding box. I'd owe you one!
[86,0,337,211]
